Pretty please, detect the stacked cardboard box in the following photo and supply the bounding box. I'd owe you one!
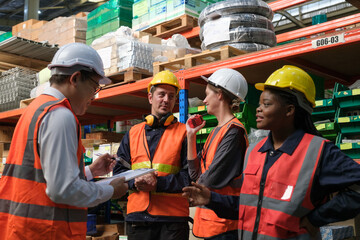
[38,15,87,46]
[11,13,87,46]
[12,19,48,41]
[86,224,124,240]
[0,126,15,143]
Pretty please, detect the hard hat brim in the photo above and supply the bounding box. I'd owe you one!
[201,75,209,82]
[99,76,112,85]
[255,83,265,91]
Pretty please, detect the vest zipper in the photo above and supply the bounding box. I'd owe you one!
[252,163,267,240]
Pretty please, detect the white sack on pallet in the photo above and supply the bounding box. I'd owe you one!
[91,27,199,75]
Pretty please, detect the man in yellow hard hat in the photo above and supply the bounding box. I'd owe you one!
[114,70,191,240]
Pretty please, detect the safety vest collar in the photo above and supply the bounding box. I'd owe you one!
[23,99,63,166]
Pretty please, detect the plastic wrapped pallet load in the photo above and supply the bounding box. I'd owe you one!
[199,0,276,52]
[91,27,199,75]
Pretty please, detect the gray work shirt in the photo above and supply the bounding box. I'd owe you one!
[38,87,113,207]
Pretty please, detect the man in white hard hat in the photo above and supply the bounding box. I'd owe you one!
[0,43,128,240]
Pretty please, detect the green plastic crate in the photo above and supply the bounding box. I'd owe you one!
[336,115,360,135]
[189,103,255,133]
[188,105,207,114]
[334,88,360,110]
[196,126,214,136]
[337,142,360,159]
[315,121,339,141]
[312,99,337,122]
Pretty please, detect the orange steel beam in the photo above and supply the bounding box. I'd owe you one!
[0,108,24,122]
[277,13,360,43]
[98,77,151,100]
[181,26,200,39]
[182,27,360,81]
[91,101,149,114]
[268,0,312,12]
[126,92,148,98]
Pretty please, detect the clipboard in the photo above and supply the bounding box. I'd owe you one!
[97,168,155,184]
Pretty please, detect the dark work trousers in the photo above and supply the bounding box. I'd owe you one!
[127,222,189,240]
[205,230,238,240]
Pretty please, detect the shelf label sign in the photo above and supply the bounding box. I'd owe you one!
[340,143,352,150]
[311,33,345,49]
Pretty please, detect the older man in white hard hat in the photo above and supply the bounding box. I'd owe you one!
[0,43,128,240]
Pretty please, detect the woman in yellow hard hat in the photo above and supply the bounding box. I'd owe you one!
[183,65,360,239]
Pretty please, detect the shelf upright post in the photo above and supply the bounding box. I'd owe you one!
[177,70,188,123]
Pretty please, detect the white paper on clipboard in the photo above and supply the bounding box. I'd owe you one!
[97,168,155,185]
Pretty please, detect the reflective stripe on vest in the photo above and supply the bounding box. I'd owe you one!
[127,122,189,217]
[239,134,326,239]
[0,95,87,240]
[238,229,313,240]
[193,118,248,238]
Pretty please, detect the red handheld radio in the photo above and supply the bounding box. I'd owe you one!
[188,115,204,128]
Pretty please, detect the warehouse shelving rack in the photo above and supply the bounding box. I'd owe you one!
[1,25,360,126]
[0,0,360,128]
[0,0,359,232]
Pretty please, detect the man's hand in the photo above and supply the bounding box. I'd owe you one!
[110,177,128,199]
[134,172,157,192]
[300,216,320,240]
[182,182,211,206]
[89,153,116,177]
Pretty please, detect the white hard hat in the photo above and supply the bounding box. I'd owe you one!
[48,43,111,85]
[202,68,248,101]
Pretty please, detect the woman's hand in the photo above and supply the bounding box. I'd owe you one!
[182,182,211,206]
[186,115,206,137]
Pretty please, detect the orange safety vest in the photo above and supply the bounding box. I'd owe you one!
[0,94,87,240]
[127,122,189,217]
[238,133,327,239]
[193,118,248,238]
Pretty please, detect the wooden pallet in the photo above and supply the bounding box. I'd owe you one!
[153,45,247,74]
[143,14,197,38]
[19,97,35,108]
[107,67,153,85]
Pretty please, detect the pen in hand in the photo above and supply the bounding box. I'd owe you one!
[95,153,131,169]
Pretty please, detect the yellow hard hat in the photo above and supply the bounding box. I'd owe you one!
[255,65,316,107]
[148,70,181,94]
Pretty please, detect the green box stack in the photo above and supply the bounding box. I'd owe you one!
[132,0,208,31]
[86,0,133,45]
[334,88,360,159]
[0,32,12,42]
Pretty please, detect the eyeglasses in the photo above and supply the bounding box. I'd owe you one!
[87,75,102,95]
